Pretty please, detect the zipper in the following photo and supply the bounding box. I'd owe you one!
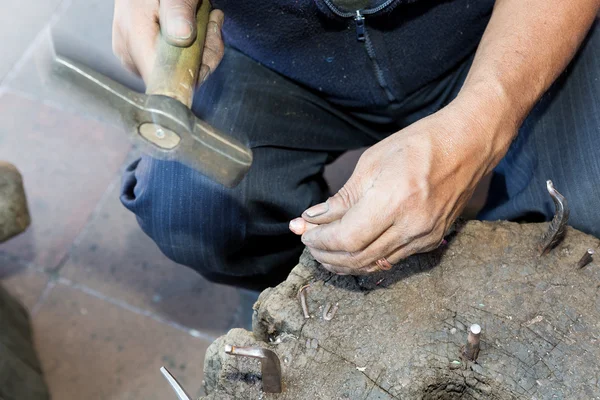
[320,0,398,101]
[321,0,397,18]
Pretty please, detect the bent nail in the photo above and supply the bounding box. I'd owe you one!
[224,345,282,393]
[323,303,339,321]
[539,180,570,256]
[298,284,311,319]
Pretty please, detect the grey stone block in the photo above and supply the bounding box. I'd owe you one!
[0,162,30,243]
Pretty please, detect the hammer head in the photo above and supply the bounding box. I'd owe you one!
[53,56,252,188]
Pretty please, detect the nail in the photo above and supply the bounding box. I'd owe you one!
[539,180,570,256]
[305,202,329,218]
[323,303,339,321]
[577,248,595,269]
[461,324,481,361]
[289,218,304,235]
[298,284,311,319]
[224,345,282,393]
[166,17,194,40]
[160,366,192,400]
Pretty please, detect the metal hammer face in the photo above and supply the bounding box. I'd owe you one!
[52,1,252,188]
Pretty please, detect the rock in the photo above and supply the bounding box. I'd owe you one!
[0,285,50,400]
[200,221,600,399]
[0,162,30,243]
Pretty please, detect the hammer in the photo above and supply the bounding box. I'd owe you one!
[53,0,252,188]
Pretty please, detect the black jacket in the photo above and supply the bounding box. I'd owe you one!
[214,0,494,107]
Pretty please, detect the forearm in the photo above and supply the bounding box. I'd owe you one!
[454,0,599,168]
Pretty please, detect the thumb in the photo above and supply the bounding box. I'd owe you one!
[302,185,358,225]
[159,0,200,46]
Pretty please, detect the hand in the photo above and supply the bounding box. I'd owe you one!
[112,0,224,83]
[289,99,515,275]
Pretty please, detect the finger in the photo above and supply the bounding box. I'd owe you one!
[301,191,392,253]
[122,7,160,81]
[112,26,139,75]
[159,0,200,46]
[199,9,225,83]
[289,218,318,236]
[302,186,355,225]
[307,226,405,269]
[385,235,442,264]
[321,263,353,275]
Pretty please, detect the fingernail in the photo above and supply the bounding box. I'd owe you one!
[167,17,194,40]
[199,64,211,84]
[305,202,328,218]
[289,218,304,234]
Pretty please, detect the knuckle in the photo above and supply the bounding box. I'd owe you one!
[334,186,357,210]
[342,240,364,254]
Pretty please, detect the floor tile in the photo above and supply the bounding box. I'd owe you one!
[0,255,49,311]
[60,174,255,335]
[0,93,131,269]
[4,0,144,123]
[0,0,63,82]
[34,283,210,400]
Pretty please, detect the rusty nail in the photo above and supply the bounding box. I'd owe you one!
[323,302,339,321]
[298,284,311,319]
[462,324,481,361]
[577,248,595,269]
[224,345,283,393]
[539,180,570,256]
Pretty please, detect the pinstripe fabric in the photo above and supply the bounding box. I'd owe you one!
[122,23,598,289]
[479,22,600,236]
[121,49,376,290]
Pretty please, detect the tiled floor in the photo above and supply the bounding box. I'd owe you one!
[0,0,256,398]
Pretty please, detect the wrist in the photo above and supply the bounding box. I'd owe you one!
[448,81,521,173]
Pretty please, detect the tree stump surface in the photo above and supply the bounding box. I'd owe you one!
[200,221,600,399]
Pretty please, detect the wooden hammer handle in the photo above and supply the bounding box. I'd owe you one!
[145,0,211,108]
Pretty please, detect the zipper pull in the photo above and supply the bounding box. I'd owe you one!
[354,10,365,42]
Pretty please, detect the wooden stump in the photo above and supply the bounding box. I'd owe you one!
[200,221,600,399]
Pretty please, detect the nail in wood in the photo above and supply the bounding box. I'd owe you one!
[462,324,481,361]
[577,248,595,269]
[298,284,311,319]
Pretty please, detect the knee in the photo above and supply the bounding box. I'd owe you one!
[120,156,248,276]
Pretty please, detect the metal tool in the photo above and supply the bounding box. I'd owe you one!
[539,180,570,256]
[160,366,192,400]
[224,345,283,393]
[52,0,252,187]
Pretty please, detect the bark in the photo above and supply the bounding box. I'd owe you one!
[200,221,600,399]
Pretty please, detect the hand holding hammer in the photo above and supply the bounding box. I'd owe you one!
[55,0,252,187]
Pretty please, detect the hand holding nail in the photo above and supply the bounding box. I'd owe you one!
[288,105,502,276]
